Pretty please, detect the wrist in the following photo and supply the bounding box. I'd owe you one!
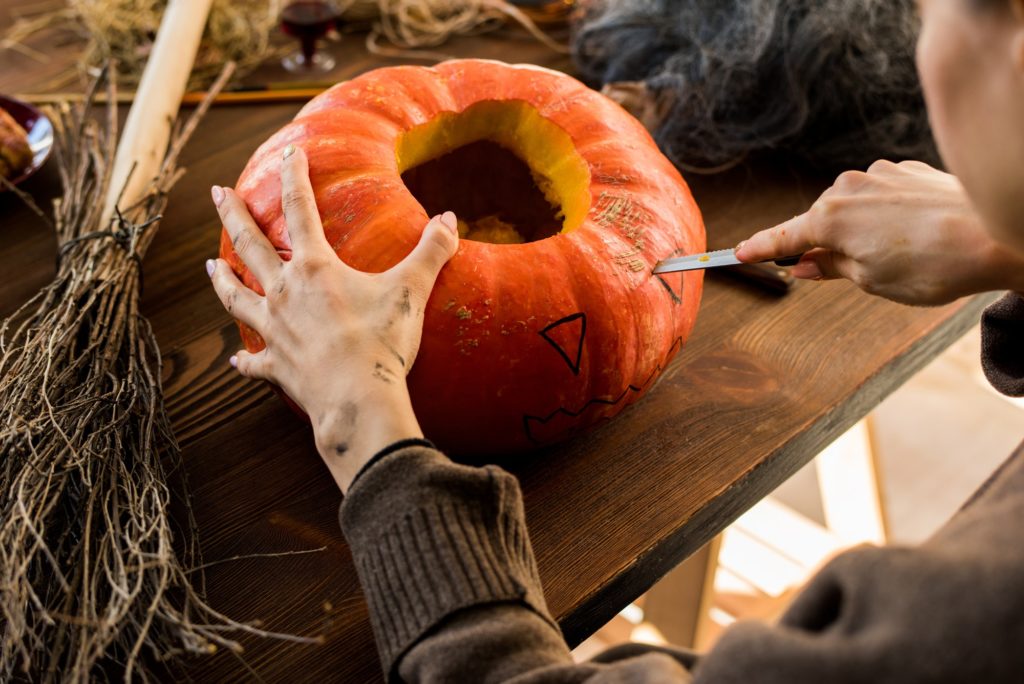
[983,241,1024,296]
[1007,253,1024,297]
[313,384,423,494]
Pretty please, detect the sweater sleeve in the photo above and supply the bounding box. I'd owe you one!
[981,292,1024,396]
[339,446,696,683]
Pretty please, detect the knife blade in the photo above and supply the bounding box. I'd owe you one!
[653,248,803,274]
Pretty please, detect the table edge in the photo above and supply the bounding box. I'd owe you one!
[557,292,999,646]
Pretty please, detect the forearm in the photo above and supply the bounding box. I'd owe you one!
[399,604,575,683]
[339,446,558,678]
[400,603,695,683]
[312,384,423,494]
[340,446,696,682]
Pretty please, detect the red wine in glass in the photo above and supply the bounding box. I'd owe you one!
[281,0,337,72]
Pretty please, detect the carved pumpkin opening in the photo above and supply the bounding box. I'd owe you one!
[401,140,559,243]
[396,100,591,244]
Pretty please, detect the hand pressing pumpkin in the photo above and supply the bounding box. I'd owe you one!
[736,160,1024,305]
[208,144,459,493]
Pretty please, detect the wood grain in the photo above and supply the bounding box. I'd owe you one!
[0,6,993,680]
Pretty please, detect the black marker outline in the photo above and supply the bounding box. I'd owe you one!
[656,247,686,305]
[539,312,587,376]
[522,336,685,444]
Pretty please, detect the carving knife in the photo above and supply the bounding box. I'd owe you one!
[653,248,803,274]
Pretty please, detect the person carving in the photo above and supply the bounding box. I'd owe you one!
[206,0,1024,680]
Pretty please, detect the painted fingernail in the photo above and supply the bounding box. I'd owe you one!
[211,185,224,206]
[206,259,216,277]
[440,211,458,233]
[229,355,238,368]
[792,260,823,280]
[283,144,296,159]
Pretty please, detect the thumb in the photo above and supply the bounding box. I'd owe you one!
[231,349,273,382]
[792,248,858,282]
[395,211,460,283]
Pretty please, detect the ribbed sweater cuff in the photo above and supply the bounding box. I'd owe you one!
[981,292,1024,397]
[339,446,554,680]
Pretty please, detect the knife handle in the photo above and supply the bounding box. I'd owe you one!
[772,254,804,267]
[722,253,803,293]
[724,262,795,293]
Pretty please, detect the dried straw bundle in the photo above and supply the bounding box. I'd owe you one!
[0,68,314,681]
[75,0,284,89]
[2,0,284,91]
[338,0,569,60]
[3,0,567,87]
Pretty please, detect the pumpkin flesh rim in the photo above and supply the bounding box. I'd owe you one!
[394,99,592,240]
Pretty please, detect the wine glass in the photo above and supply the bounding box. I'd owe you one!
[280,0,338,72]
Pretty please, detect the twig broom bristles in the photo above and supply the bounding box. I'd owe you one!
[0,57,317,684]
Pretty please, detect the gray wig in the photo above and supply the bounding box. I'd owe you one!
[571,0,937,172]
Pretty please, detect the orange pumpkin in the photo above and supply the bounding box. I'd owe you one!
[222,59,705,455]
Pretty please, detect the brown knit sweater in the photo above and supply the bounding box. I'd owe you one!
[340,293,1024,683]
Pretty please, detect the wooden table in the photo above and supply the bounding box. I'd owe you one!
[0,7,994,681]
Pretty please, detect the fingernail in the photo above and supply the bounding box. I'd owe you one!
[283,144,296,159]
[206,259,216,278]
[735,240,747,253]
[440,211,458,233]
[211,185,224,206]
[792,260,823,280]
[229,355,238,368]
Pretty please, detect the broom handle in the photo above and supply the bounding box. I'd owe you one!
[101,0,213,228]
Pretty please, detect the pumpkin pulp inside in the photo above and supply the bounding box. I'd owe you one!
[396,100,591,244]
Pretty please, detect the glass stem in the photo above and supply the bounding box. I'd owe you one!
[301,37,317,64]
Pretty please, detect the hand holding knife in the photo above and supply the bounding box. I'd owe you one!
[653,248,804,274]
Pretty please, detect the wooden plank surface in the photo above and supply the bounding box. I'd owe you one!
[0,5,994,680]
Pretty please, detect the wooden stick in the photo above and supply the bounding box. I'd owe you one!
[100,0,213,230]
[18,88,329,106]
[180,87,327,104]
